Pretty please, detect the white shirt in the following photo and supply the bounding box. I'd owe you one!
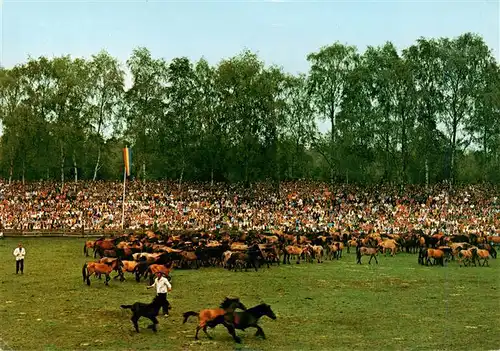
[152,276,171,294]
[13,247,26,261]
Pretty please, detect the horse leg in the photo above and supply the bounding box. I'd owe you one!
[195,325,203,340]
[131,315,140,333]
[202,326,213,339]
[105,274,110,286]
[374,255,378,264]
[254,325,266,339]
[147,316,159,332]
[368,255,372,265]
[222,322,241,343]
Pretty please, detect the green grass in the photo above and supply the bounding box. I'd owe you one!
[0,238,499,351]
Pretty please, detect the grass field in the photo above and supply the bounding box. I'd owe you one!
[0,238,499,351]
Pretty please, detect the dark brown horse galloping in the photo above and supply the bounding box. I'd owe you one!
[209,303,277,341]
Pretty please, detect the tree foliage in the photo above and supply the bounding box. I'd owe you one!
[0,33,498,186]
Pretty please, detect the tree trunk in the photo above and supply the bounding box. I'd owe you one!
[60,142,65,187]
[142,162,146,182]
[385,132,390,181]
[401,121,407,185]
[451,116,457,186]
[293,138,301,180]
[330,105,336,185]
[483,128,488,181]
[210,167,214,187]
[178,164,184,193]
[244,158,249,188]
[73,151,78,183]
[8,155,13,185]
[92,146,101,181]
[22,160,25,185]
[425,158,429,188]
[94,108,104,182]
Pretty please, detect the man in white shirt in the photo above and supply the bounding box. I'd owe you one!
[147,272,172,317]
[13,242,26,274]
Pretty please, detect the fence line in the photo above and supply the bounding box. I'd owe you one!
[1,228,127,238]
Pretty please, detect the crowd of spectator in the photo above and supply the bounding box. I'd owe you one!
[0,180,498,236]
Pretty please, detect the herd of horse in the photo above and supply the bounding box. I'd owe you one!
[80,229,499,343]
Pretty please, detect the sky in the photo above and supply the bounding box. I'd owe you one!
[1,0,499,132]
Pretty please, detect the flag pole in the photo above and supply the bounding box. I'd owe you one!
[121,147,128,230]
[122,166,126,230]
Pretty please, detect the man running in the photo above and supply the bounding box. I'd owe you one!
[147,272,172,317]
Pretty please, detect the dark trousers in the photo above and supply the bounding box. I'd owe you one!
[157,293,170,315]
[16,259,24,274]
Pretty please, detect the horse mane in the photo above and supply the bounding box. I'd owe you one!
[247,303,268,314]
[220,297,239,309]
[150,295,164,308]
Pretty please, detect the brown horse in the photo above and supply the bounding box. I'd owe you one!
[182,297,247,343]
[147,264,173,285]
[472,248,491,267]
[356,247,379,264]
[283,245,304,264]
[94,238,116,258]
[458,248,476,267]
[82,259,124,286]
[83,240,95,257]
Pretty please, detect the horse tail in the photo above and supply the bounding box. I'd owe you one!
[182,311,199,324]
[82,263,87,282]
[120,305,133,310]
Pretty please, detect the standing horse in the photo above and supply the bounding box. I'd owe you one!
[182,297,247,343]
[83,240,95,257]
[356,246,379,265]
[82,259,124,286]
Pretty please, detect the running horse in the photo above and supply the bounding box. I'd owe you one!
[182,297,247,343]
[210,303,277,341]
[121,294,167,333]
